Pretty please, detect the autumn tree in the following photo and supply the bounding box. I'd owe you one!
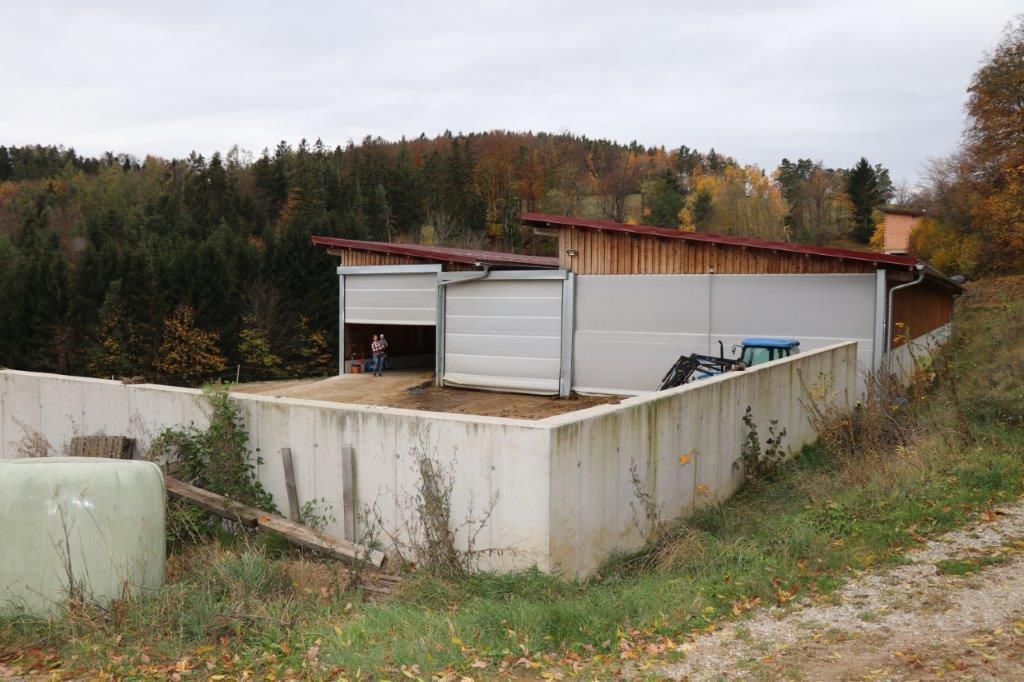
[908,17,1024,274]
[963,16,1024,268]
[776,159,852,243]
[688,166,788,240]
[155,305,226,383]
[291,315,334,376]
[595,149,645,222]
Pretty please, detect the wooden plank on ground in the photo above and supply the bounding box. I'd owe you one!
[164,477,260,527]
[257,513,386,567]
[164,476,385,567]
[281,447,300,522]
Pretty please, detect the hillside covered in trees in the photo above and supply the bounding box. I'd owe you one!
[0,132,903,382]
[9,9,1023,391]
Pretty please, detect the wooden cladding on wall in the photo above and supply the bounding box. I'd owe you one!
[890,283,954,348]
[558,227,877,275]
[331,249,474,270]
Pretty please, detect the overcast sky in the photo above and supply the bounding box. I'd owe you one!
[1,1,1019,184]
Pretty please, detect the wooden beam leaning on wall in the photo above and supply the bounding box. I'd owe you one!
[165,476,386,568]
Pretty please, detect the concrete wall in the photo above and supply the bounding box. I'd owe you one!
[573,274,874,394]
[546,340,858,575]
[0,371,552,572]
[0,341,857,576]
[886,324,952,385]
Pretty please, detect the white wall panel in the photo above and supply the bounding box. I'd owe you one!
[344,273,437,325]
[708,274,876,385]
[444,279,562,394]
[573,275,710,394]
[573,274,877,394]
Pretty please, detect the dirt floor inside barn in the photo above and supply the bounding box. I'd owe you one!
[230,370,621,419]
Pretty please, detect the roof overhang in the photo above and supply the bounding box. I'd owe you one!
[311,236,558,270]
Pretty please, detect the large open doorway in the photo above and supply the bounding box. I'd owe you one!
[343,322,435,373]
[338,265,441,374]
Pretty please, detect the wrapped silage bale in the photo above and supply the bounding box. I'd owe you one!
[0,457,166,616]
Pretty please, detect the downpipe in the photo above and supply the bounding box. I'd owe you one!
[438,263,492,289]
[884,263,925,372]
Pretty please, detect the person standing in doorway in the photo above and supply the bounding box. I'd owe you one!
[370,334,384,377]
[378,333,388,375]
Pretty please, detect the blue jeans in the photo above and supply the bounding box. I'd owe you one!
[372,353,385,376]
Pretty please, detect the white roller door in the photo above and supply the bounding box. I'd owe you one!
[573,273,877,394]
[442,277,564,394]
[573,275,710,394]
[343,272,438,325]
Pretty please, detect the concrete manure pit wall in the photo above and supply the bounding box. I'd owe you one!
[0,341,856,576]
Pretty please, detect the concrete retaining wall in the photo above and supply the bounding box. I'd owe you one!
[887,324,952,386]
[544,340,857,574]
[0,371,552,572]
[0,340,857,575]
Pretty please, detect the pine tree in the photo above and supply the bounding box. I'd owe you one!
[690,187,714,231]
[846,157,883,243]
[85,281,145,377]
[644,168,685,227]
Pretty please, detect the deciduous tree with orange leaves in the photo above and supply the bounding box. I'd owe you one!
[915,16,1024,274]
[154,305,226,383]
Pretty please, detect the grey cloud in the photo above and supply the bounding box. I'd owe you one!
[0,0,1017,183]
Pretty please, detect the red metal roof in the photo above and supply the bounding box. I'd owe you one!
[521,212,923,269]
[311,236,559,269]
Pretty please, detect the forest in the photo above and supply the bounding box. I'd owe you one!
[0,18,1020,383]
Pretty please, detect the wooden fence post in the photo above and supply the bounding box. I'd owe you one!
[281,447,300,523]
[342,445,355,542]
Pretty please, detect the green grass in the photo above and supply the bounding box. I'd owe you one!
[935,555,1009,576]
[2,278,1023,679]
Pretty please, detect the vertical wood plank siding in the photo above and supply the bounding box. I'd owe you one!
[335,249,474,271]
[558,227,877,275]
[889,283,955,348]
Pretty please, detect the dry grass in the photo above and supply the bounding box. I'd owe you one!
[2,276,1022,679]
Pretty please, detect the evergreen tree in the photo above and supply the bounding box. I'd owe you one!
[846,157,883,243]
[690,187,714,231]
[644,168,686,227]
[85,280,145,377]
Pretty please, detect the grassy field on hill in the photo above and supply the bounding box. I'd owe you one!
[2,277,1022,680]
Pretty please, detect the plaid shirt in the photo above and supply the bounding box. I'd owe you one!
[371,340,384,354]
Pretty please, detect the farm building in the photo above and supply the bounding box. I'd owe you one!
[878,206,926,254]
[311,213,961,396]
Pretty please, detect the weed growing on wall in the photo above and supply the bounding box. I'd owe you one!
[628,458,665,542]
[740,405,788,483]
[362,439,500,577]
[148,384,277,541]
[299,498,336,533]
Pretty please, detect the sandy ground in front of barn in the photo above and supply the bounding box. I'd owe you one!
[230,371,621,419]
[640,502,1024,681]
